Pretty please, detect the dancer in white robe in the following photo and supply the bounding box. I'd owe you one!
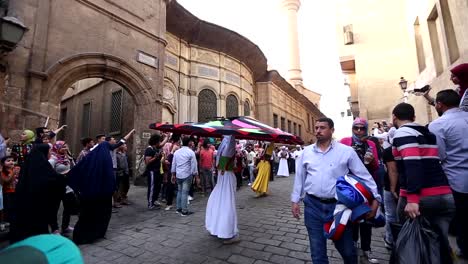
[205,135,239,243]
[276,146,290,177]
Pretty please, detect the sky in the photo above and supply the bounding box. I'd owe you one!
[178,0,353,137]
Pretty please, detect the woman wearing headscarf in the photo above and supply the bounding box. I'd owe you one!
[68,140,116,245]
[276,146,290,177]
[49,141,76,235]
[251,143,274,197]
[11,130,35,168]
[205,135,239,244]
[10,144,66,243]
[340,118,380,263]
[422,63,468,111]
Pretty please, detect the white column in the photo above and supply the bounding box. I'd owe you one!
[282,0,303,85]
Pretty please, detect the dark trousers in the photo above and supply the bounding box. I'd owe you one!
[48,192,64,232]
[352,222,373,251]
[73,196,112,245]
[452,190,468,256]
[235,171,242,189]
[147,170,162,206]
[61,192,77,230]
[397,195,455,264]
[3,192,16,223]
[165,181,176,206]
[118,173,130,200]
[288,158,295,173]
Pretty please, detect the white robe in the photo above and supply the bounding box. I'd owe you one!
[277,157,289,177]
[205,171,238,239]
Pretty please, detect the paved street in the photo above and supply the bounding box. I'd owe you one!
[79,175,391,264]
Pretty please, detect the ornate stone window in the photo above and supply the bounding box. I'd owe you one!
[198,89,217,122]
[244,100,251,116]
[226,94,238,118]
[110,90,123,134]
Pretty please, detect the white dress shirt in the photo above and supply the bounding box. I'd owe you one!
[171,146,198,179]
[291,140,381,203]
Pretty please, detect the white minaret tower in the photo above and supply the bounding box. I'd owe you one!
[282,0,303,86]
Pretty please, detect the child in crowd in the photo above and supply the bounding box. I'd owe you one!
[1,156,20,226]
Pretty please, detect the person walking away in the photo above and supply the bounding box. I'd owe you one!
[392,103,455,264]
[10,144,66,243]
[292,117,380,264]
[206,136,240,244]
[277,146,290,177]
[171,137,198,216]
[428,90,468,258]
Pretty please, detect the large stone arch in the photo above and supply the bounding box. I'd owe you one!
[42,53,157,106]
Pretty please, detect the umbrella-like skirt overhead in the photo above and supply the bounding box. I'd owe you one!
[149,116,304,145]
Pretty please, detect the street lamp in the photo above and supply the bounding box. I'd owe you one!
[0,16,27,52]
[398,77,408,93]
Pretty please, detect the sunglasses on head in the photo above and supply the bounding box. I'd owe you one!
[352,126,366,131]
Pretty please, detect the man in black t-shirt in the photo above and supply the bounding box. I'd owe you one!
[382,146,399,249]
[145,133,169,210]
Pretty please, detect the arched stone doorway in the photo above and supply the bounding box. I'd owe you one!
[226,94,239,118]
[198,89,217,122]
[37,53,161,178]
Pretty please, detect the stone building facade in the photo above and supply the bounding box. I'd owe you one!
[1,0,323,158]
[336,0,468,125]
[335,0,417,123]
[1,0,169,157]
[404,0,468,124]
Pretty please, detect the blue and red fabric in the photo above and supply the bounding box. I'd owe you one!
[324,175,385,241]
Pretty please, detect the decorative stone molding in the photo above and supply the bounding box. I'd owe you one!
[219,94,226,100]
[188,89,197,96]
[178,87,187,95]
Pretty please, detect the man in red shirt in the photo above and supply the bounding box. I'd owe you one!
[199,139,214,194]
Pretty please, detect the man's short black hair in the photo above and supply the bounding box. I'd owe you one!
[36,127,47,136]
[436,89,461,108]
[105,136,113,142]
[182,136,192,147]
[148,134,161,146]
[392,103,415,121]
[81,137,93,147]
[96,134,105,140]
[316,117,334,129]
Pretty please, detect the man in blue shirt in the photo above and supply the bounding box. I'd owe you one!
[291,117,380,264]
[429,89,468,258]
[171,137,198,216]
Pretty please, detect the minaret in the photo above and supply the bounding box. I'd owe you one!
[282,0,303,86]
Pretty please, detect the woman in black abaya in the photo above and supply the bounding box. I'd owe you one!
[69,141,115,245]
[10,144,66,243]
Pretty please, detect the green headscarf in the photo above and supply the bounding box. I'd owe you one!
[23,130,36,144]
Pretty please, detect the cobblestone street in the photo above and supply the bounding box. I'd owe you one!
[80,175,391,264]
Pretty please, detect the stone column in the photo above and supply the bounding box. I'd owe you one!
[188,89,198,122]
[178,88,188,123]
[282,0,303,85]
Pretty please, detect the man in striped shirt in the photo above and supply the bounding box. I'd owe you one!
[391,103,455,264]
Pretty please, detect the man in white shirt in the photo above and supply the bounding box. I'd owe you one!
[291,117,380,264]
[171,137,198,216]
[246,145,256,186]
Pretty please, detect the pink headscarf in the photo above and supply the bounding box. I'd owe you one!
[52,140,70,166]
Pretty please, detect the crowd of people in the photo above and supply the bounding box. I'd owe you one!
[292,63,468,264]
[0,120,306,247]
[0,63,466,262]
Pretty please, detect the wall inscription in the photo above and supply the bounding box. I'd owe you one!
[198,65,219,78]
[137,51,158,68]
